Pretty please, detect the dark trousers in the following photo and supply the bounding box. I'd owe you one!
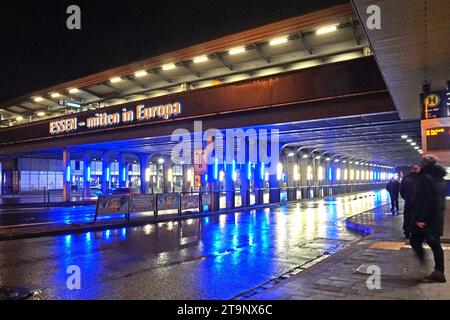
[410,232,445,272]
[403,206,412,235]
[389,192,399,212]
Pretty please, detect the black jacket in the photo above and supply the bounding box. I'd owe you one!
[411,164,447,237]
[400,172,419,208]
[386,179,400,195]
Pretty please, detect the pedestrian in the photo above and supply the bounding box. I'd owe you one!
[386,176,400,214]
[400,165,421,239]
[410,155,447,283]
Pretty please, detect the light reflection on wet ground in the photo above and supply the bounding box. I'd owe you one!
[0,190,388,299]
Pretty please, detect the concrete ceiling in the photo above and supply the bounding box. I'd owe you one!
[352,0,450,119]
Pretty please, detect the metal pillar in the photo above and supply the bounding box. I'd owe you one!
[254,162,264,205]
[118,153,126,188]
[224,162,235,209]
[82,152,91,199]
[240,163,251,207]
[62,148,71,202]
[101,152,109,194]
[139,154,149,194]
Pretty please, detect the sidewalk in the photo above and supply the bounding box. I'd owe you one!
[247,202,450,300]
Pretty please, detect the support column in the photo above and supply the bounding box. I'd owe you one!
[139,154,149,194]
[82,152,91,199]
[182,165,191,192]
[285,155,297,201]
[118,153,126,188]
[207,161,220,211]
[240,163,251,207]
[224,162,235,209]
[269,169,280,203]
[101,152,109,194]
[162,160,170,193]
[254,162,264,205]
[62,148,71,202]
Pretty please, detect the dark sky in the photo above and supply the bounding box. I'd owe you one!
[0,0,346,102]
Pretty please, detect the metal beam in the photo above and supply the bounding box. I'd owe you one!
[297,31,313,55]
[214,52,233,71]
[252,43,271,63]
[103,83,122,93]
[81,88,103,99]
[152,69,172,83]
[126,76,148,89]
[349,17,361,45]
[181,61,200,78]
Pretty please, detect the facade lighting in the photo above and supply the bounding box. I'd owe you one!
[269,36,288,46]
[229,46,246,55]
[316,25,338,35]
[193,55,208,64]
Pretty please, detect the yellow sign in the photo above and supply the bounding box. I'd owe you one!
[425,94,441,108]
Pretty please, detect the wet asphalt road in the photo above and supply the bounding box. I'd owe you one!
[0,190,388,299]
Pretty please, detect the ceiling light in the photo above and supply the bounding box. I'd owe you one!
[193,55,208,64]
[287,152,295,157]
[110,77,122,83]
[414,146,419,149]
[302,155,308,159]
[50,93,61,98]
[325,157,331,161]
[162,63,176,71]
[69,88,79,94]
[334,159,339,162]
[406,139,412,143]
[33,97,44,102]
[158,158,164,164]
[269,36,288,46]
[410,142,416,146]
[16,116,23,121]
[316,24,338,35]
[36,111,46,116]
[229,46,246,55]
[134,70,148,77]
[401,135,408,139]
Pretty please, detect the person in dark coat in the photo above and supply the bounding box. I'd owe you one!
[410,155,447,283]
[386,176,400,214]
[400,165,421,238]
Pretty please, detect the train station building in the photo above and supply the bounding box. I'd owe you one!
[0,2,448,211]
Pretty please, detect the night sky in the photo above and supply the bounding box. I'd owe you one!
[0,0,346,103]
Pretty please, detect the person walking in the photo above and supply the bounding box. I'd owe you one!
[410,155,447,283]
[400,165,421,238]
[386,176,400,214]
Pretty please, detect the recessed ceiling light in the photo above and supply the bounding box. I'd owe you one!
[16,116,24,121]
[401,135,408,139]
[193,55,208,64]
[50,93,61,98]
[406,139,412,143]
[229,46,246,55]
[316,24,338,35]
[69,88,79,94]
[411,142,416,146]
[162,63,176,71]
[269,36,288,46]
[110,77,122,83]
[33,97,44,102]
[36,111,46,116]
[134,70,148,77]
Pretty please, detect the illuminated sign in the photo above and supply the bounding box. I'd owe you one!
[49,102,181,135]
[421,90,450,119]
[426,126,450,151]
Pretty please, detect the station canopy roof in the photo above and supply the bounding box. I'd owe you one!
[0,4,369,128]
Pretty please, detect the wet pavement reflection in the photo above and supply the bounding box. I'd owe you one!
[0,190,388,299]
